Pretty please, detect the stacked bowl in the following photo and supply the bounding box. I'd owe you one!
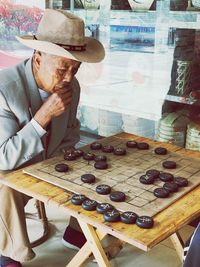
[186,121,200,151]
[156,111,189,147]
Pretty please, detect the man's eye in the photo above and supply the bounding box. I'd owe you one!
[57,69,66,75]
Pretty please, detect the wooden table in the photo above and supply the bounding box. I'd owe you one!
[1,133,200,267]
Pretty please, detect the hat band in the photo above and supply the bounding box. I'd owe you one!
[33,35,86,51]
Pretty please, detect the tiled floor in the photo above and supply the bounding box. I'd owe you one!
[23,199,194,267]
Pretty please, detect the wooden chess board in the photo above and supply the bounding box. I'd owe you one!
[23,135,200,217]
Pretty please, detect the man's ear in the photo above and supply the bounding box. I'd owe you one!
[33,51,42,70]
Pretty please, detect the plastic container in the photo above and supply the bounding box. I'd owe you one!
[78,106,99,134]
[122,115,155,138]
[98,110,122,137]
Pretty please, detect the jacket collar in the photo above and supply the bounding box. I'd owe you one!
[24,58,42,117]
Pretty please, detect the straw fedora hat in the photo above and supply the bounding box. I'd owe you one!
[16,9,105,63]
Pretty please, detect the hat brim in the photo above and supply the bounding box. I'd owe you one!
[16,35,105,63]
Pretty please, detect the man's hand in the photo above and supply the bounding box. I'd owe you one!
[34,87,72,129]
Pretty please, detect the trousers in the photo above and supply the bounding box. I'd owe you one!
[0,184,82,262]
[183,223,200,267]
[0,184,34,262]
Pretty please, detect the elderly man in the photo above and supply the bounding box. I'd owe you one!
[0,9,104,267]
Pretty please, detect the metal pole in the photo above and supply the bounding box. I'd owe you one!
[46,0,54,8]
[70,0,74,13]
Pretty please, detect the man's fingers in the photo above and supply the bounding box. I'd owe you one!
[51,91,72,107]
[54,85,71,92]
[54,92,72,104]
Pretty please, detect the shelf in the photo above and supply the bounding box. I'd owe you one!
[79,100,162,121]
[165,94,197,104]
[75,9,200,29]
[75,8,200,124]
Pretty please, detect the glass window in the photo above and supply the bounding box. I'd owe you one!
[1,0,200,140]
[73,1,200,137]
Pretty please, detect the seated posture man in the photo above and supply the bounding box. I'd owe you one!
[0,9,104,267]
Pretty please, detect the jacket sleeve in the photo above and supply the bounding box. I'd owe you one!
[0,91,44,170]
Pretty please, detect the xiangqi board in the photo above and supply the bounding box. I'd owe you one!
[23,135,200,217]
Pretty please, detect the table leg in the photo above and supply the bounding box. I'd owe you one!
[66,228,107,267]
[78,220,112,267]
[66,220,112,267]
[170,232,184,261]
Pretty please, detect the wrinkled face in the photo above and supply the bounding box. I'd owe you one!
[33,51,81,93]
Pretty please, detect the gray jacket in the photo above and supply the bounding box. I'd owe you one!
[0,58,80,170]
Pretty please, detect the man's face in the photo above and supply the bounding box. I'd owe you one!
[33,52,81,93]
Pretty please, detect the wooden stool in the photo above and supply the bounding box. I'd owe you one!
[26,200,50,248]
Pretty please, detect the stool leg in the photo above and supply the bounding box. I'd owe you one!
[36,200,47,221]
[30,200,50,248]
